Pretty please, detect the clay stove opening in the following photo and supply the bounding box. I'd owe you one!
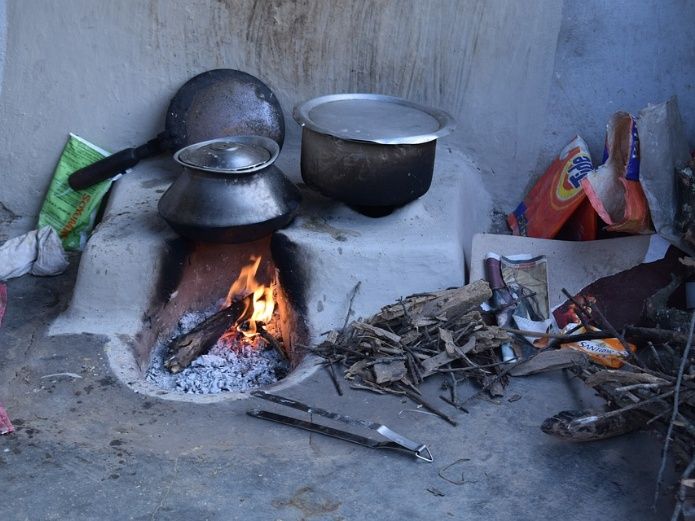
[133,236,308,397]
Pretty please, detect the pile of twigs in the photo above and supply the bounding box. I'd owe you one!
[312,280,512,425]
[540,284,695,519]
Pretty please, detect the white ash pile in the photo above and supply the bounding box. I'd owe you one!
[146,310,289,394]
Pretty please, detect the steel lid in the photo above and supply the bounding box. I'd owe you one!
[174,136,279,173]
[293,93,455,145]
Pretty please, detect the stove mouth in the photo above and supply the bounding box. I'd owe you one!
[124,236,313,402]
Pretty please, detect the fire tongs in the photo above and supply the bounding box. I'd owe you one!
[248,391,433,462]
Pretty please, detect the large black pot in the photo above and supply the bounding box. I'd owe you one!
[293,94,454,209]
[300,127,437,207]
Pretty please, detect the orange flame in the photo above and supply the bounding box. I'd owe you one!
[224,256,275,339]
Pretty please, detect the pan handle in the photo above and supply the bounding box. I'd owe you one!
[68,135,166,190]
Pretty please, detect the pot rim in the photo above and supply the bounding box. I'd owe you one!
[293,93,455,145]
[173,135,280,174]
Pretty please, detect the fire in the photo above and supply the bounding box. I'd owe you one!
[223,256,275,340]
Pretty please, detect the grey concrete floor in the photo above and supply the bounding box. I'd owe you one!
[0,256,678,520]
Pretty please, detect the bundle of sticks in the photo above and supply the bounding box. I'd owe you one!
[312,280,514,425]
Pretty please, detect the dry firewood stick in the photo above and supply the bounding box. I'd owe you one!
[257,324,288,361]
[654,311,695,505]
[439,395,469,414]
[324,359,343,396]
[436,360,509,372]
[614,382,671,393]
[647,342,667,373]
[341,281,361,331]
[625,326,691,345]
[502,327,611,341]
[621,361,677,382]
[670,454,695,521]
[403,389,458,426]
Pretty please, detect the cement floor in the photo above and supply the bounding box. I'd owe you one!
[0,256,677,520]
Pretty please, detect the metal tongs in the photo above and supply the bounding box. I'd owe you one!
[248,391,433,462]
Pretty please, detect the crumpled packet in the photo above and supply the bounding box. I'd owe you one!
[560,323,636,369]
[581,112,652,234]
[0,226,69,281]
[508,136,593,239]
[37,134,112,251]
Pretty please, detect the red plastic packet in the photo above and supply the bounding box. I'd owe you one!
[508,136,593,239]
[555,199,598,241]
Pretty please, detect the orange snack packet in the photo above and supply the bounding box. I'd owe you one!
[560,324,636,369]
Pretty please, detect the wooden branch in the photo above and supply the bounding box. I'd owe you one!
[164,295,251,373]
[625,325,690,346]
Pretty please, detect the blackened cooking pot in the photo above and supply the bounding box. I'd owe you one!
[158,136,301,243]
[293,94,455,208]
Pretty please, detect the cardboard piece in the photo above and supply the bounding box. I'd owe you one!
[470,233,656,309]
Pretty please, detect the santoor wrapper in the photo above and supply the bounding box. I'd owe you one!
[508,136,593,239]
[581,112,652,234]
[37,134,112,251]
[561,324,636,369]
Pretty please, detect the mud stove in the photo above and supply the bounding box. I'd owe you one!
[50,143,480,402]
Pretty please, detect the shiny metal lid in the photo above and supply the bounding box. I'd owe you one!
[174,136,279,173]
[293,93,455,145]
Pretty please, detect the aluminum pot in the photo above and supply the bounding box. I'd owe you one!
[158,136,301,243]
[293,94,455,208]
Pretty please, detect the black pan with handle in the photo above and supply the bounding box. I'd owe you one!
[68,69,285,190]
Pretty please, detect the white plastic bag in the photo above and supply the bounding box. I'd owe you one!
[0,226,69,280]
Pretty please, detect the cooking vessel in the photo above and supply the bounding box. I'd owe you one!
[293,94,454,208]
[68,69,285,190]
[158,136,301,243]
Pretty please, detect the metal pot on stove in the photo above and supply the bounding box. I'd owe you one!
[293,94,455,209]
[158,136,301,243]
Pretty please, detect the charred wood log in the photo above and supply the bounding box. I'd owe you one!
[164,295,251,373]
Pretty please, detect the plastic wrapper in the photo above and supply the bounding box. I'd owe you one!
[560,324,635,369]
[581,112,652,234]
[37,134,112,251]
[508,136,593,239]
[500,254,553,345]
[555,199,598,241]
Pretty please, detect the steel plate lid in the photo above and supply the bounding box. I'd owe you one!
[174,136,280,173]
[293,93,455,145]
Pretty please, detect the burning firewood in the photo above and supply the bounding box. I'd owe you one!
[164,256,284,373]
[164,295,253,373]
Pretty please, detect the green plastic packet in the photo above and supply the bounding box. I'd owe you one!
[37,134,112,251]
